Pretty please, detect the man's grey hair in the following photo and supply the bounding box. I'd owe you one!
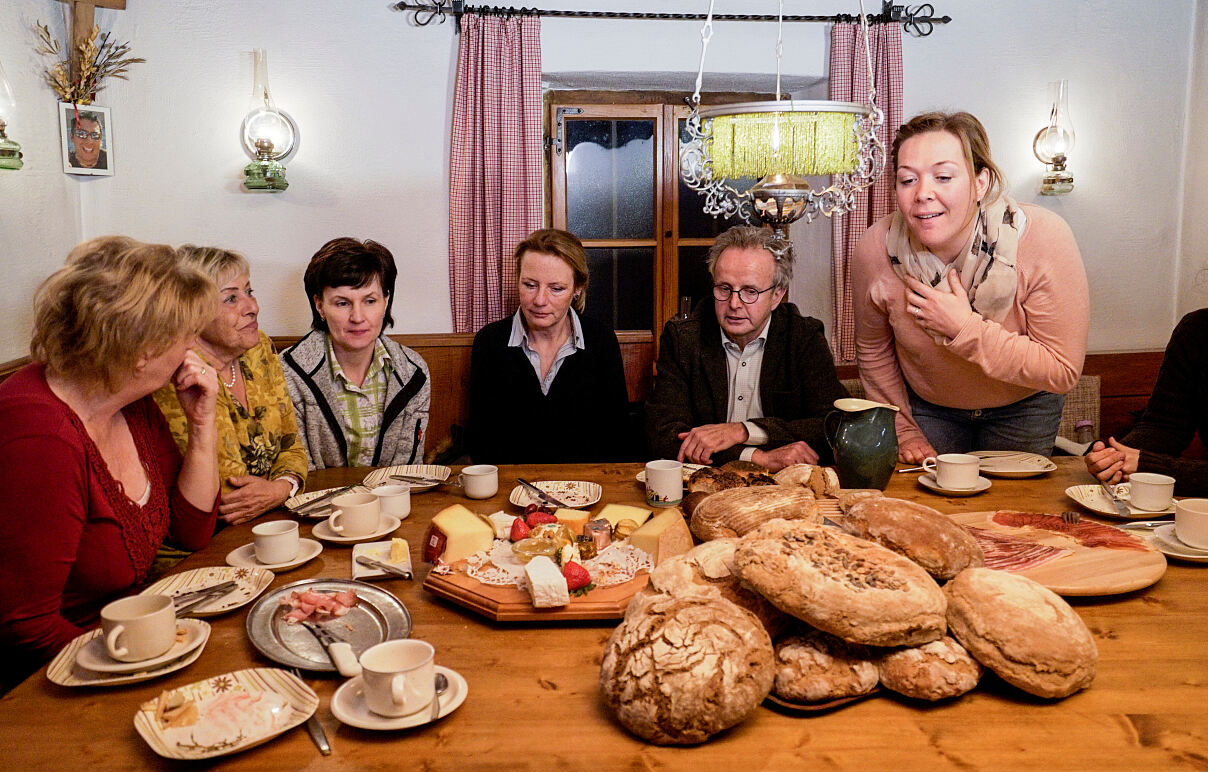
[704,225,794,290]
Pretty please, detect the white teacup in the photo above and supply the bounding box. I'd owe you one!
[645,459,684,507]
[359,639,436,717]
[252,519,300,564]
[922,453,980,490]
[1128,472,1175,512]
[459,464,499,500]
[1174,498,1208,549]
[101,594,176,663]
[372,484,411,520]
[328,492,382,538]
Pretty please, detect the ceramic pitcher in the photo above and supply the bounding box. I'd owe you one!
[824,398,900,490]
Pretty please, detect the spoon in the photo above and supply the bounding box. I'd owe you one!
[430,672,449,721]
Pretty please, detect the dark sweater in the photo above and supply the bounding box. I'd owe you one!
[1123,308,1208,496]
[467,313,630,464]
[645,300,848,465]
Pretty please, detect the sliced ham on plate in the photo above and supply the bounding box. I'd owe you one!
[279,589,358,623]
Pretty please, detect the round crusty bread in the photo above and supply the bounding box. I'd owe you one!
[877,636,983,701]
[844,497,985,580]
[648,539,789,637]
[943,568,1097,699]
[773,630,879,703]
[690,485,821,542]
[599,588,774,745]
[838,489,883,513]
[774,464,841,497]
[734,519,947,647]
[687,467,746,494]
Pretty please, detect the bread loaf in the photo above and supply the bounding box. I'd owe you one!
[844,497,984,580]
[838,489,882,513]
[774,464,841,497]
[877,636,982,701]
[734,519,947,647]
[686,467,746,494]
[772,630,879,703]
[690,485,821,542]
[599,588,774,745]
[943,568,1097,699]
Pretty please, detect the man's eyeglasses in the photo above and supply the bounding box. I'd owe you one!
[712,283,776,304]
[73,129,101,141]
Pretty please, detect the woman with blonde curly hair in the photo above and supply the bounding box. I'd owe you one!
[0,237,220,689]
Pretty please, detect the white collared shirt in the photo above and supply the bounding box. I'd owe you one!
[508,309,586,395]
[721,319,772,461]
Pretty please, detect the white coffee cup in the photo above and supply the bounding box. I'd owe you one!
[328,492,382,538]
[101,594,177,663]
[922,453,980,490]
[1174,498,1208,549]
[359,639,436,717]
[373,484,411,520]
[459,464,499,500]
[252,519,300,564]
[1128,472,1175,512]
[645,459,684,507]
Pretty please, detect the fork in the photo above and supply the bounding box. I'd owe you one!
[1061,511,1081,524]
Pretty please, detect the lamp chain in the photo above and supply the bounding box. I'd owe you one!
[774,0,784,102]
[690,0,717,107]
[858,0,877,105]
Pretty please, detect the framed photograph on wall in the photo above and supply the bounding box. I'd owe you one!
[59,102,114,176]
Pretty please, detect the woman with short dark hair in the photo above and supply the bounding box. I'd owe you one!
[280,237,430,468]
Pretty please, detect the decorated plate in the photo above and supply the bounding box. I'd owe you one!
[47,625,207,688]
[141,566,273,617]
[970,450,1058,478]
[1065,484,1177,519]
[134,667,318,760]
[507,480,602,509]
[286,485,372,518]
[75,619,209,674]
[362,464,452,492]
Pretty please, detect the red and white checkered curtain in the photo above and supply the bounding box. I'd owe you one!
[828,22,903,362]
[448,13,544,333]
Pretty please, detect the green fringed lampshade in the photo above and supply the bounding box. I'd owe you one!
[700,100,869,179]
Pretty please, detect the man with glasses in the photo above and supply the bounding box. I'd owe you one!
[645,226,847,470]
[67,111,107,170]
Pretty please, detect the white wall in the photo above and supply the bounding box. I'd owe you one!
[0,0,1200,361]
[1178,0,1208,318]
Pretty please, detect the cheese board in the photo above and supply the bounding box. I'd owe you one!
[422,568,649,621]
[948,511,1166,596]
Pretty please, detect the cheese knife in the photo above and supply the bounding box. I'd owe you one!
[515,478,570,509]
[1100,481,1133,518]
[300,620,361,677]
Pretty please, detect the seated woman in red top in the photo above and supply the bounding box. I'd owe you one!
[0,237,221,690]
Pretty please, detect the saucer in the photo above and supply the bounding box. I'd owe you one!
[47,626,207,687]
[1153,525,1208,562]
[312,516,402,545]
[75,618,210,674]
[918,472,991,496]
[226,538,323,571]
[331,665,467,730]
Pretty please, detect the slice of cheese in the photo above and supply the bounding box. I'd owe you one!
[554,508,590,536]
[524,556,569,608]
[424,504,494,564]
[486,512,518,540]
[389,538,409,564]
[629,509,693,565]
[597,503,652,530]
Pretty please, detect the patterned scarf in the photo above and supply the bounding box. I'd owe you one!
[887,195,1025,324]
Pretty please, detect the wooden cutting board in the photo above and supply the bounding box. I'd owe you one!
[948,511,1166,596]
[422,568,647,621]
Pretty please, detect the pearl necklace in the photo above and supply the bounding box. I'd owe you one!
[222,362,238,390]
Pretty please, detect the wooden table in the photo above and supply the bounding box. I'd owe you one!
[3,459,1206,769]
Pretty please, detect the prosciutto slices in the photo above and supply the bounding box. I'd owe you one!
[279,589,358,623]
[964,526,1073,572]
[991,511,1149,552]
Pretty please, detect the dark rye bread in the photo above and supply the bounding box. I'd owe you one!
[844,497,985,580]
[943,568,1097,699]
[690,485,821,542]
[877,636,983,701]
[599,588,774,745]
[734,519,947,647]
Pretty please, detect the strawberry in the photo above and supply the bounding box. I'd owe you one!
[508,517,531,542]
[562,561,592,591]
[526,511,558,527]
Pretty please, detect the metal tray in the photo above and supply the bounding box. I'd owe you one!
[245,578,412,671]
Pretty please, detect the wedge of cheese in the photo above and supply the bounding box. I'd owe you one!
[597,503,652,530]
[423,504,494,564]
[629,509,693,565]
[524,556,569,608]
[554,508,590,536]
[486,512,518,539]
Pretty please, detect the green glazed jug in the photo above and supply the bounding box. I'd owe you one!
[824,398,900,490]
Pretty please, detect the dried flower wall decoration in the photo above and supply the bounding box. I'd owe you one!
[34,22,144,105]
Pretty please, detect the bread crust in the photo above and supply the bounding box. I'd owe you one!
[687,467,746,494]
[773,630,879,702]
[844,497,985,580]
[774,464,841,497]
[943,568,1097,699]
[877,636,982,701]
[690,486,821,542]
[599,589,775,745]
[734,519,947,647]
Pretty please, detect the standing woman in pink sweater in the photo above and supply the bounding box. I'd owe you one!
[852,112,1089,464]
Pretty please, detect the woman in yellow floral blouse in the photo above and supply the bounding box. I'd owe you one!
[155,246,308,525]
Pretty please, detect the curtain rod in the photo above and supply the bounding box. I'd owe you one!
[392,1,951,37]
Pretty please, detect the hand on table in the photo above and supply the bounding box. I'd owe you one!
[676,422,748,465]
[1084,438,1139,485]
[905,271,974,341]
[899,436,937,465]
[220,475,292,525]
[751,441,819,472]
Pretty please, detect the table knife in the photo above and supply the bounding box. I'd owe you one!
[291,668,331,755]
[355,555,413,580]
[1100,481,1133,517]
[293,485,356,514]
[300,620,362,677]
[390,474,449,486]
[515,478,570,509]
[172,581,239,615]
